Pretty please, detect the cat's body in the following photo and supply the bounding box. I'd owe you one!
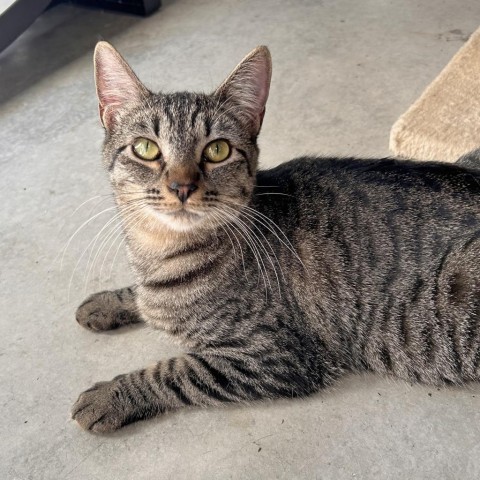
[72,44,480,433]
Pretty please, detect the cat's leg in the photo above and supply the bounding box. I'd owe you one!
[72,351,325,433]
[76,286,142,332]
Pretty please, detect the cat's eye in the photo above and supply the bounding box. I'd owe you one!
[132,138,160,161]
[203,140,231,163]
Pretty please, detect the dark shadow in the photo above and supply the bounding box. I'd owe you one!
[100,321,147,336]
[72,0,160,16]
[0,0,51,53]
[0,3,145,106]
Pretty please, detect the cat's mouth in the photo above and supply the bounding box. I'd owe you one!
[166,209,202,219]
[147,205,207,232]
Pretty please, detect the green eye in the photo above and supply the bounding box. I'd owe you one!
[132,138,160,161]
[203,140,231,163]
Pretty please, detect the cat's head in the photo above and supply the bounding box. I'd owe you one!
[94,42,271,237]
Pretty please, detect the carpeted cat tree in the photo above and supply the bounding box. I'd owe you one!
[390,27,480,162]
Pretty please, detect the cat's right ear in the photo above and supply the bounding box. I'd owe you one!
[94,41,149,130]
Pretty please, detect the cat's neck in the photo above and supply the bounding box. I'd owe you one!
[124,221,233,285]
[126,224,198,257]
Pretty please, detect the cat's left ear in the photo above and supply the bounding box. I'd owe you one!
[214,46,272,135]
[94,41,149,130]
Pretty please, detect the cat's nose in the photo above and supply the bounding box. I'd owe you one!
[168,181,198,203]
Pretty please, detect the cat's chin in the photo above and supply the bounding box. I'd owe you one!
[150,208,207,233]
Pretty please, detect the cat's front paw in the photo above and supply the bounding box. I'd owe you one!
[72,377,129,433]
[76,289,140,332]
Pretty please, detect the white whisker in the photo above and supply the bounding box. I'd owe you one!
[84,202,145,292]
[59,205,118,269]
[211,205,270,297]
[104,208,148,284]
[222,198,306,269]
[220,203,283,295]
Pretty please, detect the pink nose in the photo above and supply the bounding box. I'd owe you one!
[168,182,198,203]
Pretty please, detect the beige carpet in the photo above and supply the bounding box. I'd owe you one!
[390,27,480,162]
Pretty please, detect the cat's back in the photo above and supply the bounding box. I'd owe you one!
[258,155,480,199]
[254,157,480,378]
[256,156,480,240]
[254,156,480,317]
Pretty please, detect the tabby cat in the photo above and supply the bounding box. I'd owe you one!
[72,42,480,433]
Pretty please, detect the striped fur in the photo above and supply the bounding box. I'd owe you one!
[72,44,480,433]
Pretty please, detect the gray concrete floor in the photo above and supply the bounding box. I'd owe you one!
[2,0,480,478]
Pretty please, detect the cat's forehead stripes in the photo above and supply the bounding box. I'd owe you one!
[147,93,246,143]
[152,93,211,138]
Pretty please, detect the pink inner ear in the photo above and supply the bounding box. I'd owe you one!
[95,68,121,127]
[216,47,272,133]
[252,60,271,112]
[94,43,146,129]
[242,55,271,131]
[97,103,118,130]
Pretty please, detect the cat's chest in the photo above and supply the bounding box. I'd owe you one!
[135,259,284,349]
[133,257,243,339]
[135,285,239,348]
